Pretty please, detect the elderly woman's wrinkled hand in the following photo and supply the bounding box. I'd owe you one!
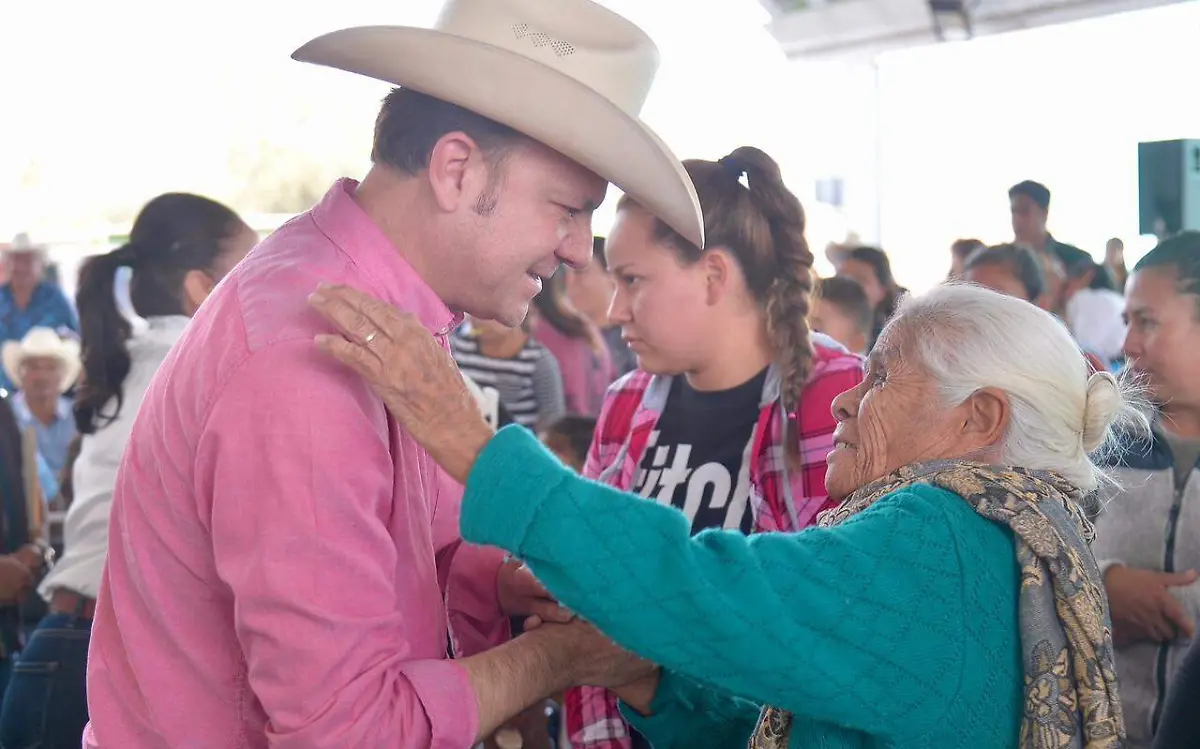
[525,617,657,691]
[308,283,493,483]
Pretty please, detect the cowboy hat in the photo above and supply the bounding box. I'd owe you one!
[292,0,704,248]
[5,233,48,255]
[2,327,81,393]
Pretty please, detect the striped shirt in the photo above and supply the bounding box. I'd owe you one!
[450,332,566,430]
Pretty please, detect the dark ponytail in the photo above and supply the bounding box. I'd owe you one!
[74,193,246,434]
[74,247,136,434]
[720,147,815,420]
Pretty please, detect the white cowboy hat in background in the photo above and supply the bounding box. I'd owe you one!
[292,0,704,248]
[5,233,48,256]
[2,327,82,393]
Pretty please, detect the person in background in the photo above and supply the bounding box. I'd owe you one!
[1094,231,1200,749]
[1007,180,1090,314]
[1062,256,1126,367]
[836,245,903,348]
[821,232,863,274]
[563,146,865,749]
[1,327,79,496]
[452,316,566,430]
[533,269,615,416]
[0,391,49,698]
[541,414,598,472]
[963,245,1110,374]
[1106,237,1129,291]
[948,238,986,280]
[0,235,79,393]
[962,243,1045,304]
[1154,633,1200,749]
[0,194,258,749]
[809,276,872,356]
[566,237,637,377]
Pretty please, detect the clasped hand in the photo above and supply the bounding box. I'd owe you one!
[496,557,576,623]
[522,613,658,696]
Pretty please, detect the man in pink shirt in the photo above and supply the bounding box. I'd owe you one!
[83,1,702,748]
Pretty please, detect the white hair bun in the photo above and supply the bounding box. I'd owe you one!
[1082,370,1124,453]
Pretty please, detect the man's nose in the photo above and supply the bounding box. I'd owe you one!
[558,228,593,271]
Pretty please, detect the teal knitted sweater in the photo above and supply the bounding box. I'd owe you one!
[461,426,1023,748]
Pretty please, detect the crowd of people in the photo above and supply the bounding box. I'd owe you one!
[0,0,1198,748]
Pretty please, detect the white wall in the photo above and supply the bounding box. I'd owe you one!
[868,0,1200,292]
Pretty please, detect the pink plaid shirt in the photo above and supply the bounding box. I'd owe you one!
[565,337,865,748]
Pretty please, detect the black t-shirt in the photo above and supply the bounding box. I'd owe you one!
[633,368,767,535]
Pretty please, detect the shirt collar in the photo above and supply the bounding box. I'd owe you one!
[11,392,71,425]
[311,178,461,336]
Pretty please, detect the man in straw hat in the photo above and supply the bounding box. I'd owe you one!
[0,234,79,393]
[84,1,701,747]
[1,326,80,499]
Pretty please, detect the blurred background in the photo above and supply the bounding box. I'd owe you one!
[4,0,1198,292]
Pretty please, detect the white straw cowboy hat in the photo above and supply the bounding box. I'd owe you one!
[2,327,81,393]
[292,0,704,248]
[5,233,48,256]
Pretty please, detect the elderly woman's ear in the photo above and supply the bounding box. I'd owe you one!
[957,387,1011,456]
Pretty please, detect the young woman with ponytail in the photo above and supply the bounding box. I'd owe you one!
[0,193,255,749]
[564,146,865,749]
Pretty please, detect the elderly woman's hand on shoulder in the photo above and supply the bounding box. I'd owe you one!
[308,283,493,483]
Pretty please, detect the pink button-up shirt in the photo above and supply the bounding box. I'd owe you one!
[84,179,507,749]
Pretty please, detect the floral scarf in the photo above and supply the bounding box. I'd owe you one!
[748,460,1125,749]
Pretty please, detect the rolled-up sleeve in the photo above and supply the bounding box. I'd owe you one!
[198,339,477,749]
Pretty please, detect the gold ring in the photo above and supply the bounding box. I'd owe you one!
[364,331,377,345]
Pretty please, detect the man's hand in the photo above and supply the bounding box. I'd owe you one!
[535,619,657,690]
[523,616,656,690]
[612,670,662,717]
[0,555,33,604]
[498,558,573,623]
[1106,565,1199,646]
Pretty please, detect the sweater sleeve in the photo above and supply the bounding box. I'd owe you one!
[621,669,762,749]
[461,426,974,739]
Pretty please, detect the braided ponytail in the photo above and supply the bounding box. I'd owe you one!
[720,147,815,419]
[616,146,817,465]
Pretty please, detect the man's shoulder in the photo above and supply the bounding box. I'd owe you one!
[1048,238,1092,267]
[215,214,359,353]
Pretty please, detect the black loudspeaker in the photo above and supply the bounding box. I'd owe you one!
[1138,139,1200,236]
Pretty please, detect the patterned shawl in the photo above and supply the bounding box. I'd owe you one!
[748,460,1125,749]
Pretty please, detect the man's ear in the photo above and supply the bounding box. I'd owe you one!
[426,131,488,213]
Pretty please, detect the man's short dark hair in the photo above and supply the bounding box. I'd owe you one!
[1009,180,1051,211]
[965,243,1046,302]
[371,88,526,176]
[816,276,874,339]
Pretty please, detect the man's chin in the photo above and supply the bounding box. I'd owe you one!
[476,302,530,330]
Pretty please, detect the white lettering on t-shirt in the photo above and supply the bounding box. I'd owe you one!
[634,430,753,530]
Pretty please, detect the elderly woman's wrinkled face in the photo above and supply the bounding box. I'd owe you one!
[826,327,997,499]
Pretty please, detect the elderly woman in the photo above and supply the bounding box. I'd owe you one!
[309,282,1136,748]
